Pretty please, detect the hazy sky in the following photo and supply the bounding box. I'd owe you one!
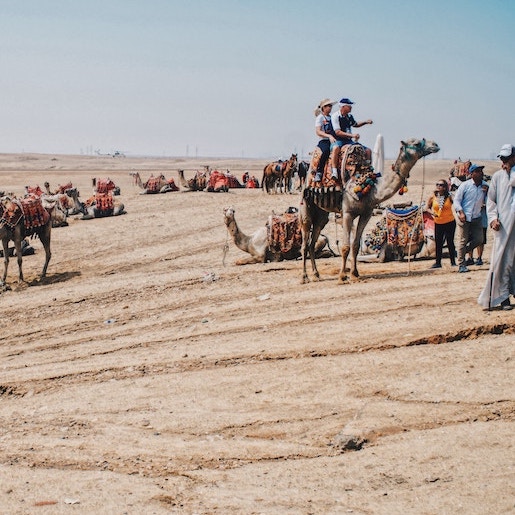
[1,0,514,159]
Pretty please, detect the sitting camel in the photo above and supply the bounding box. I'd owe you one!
[223,206,334,265]
[130,172,179,194]
[178,169,208,191]
[1,195,54,287]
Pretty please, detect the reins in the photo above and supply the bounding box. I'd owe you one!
[406,155,426,276]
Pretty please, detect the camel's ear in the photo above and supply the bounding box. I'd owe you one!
[401,140,407,146]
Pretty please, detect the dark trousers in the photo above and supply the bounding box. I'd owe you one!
[434,220,456,265]
[316,140,330,175]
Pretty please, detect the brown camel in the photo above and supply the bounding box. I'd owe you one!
[224,206,334,265]
[178,169,208,191]
[300,138,440,283]
[130,172,179,194]
[0,196,53,287]
[261,153,298,194]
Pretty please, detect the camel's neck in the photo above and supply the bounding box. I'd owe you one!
[374,157,418,204]
[226,218,251,251]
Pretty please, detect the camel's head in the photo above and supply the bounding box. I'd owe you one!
[223,206,235,226]
[393,138,439,173]
[400,138,439,158]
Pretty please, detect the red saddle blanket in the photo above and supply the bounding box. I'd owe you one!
[95,193,114,211]
[0,196,49,230]
[95,178,116,193]
[144,176,162,193]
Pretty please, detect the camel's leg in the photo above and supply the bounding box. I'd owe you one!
[338,213,354,284]
[235,255,265,265]
[13,237,24,282]
[1,239,9,285]
[350,213,373,279]
[39,226,52,279]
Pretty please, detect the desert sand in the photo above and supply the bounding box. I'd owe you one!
[0,151,513,514]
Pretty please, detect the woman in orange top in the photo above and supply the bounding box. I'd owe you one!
[426,179,457,268]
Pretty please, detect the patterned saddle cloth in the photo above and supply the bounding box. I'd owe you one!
[307,144,375,195]
[0,195,50,230]
[266,211,302,254]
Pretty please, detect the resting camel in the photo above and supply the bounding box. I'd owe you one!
[130,172,179,194]
[262,153,298,194]
[178,169,208,191]
[300,138,440,283]
[0,196,53,286]
[223,206,334,265]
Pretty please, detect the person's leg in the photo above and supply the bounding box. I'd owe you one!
[315,140,330,181]
[330,142,342,178]
[446,220,457,266]
[466,218,484,256]
[456,220,470,271]
[433,223,444,267]
[476,227,487,264]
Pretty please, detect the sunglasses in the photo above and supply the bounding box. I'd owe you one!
[436,183,446,187]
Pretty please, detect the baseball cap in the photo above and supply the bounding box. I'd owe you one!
[339,98,354,105]
[497,144,514,158]
[469,164,485,174]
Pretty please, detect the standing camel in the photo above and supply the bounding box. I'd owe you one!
[300,138,440,283]
[262,154,298,194]
[1,196,53,286]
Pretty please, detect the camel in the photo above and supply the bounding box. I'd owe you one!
[130,172,179,194]
[178,169,208,191]
[262,153,298,194]
[300,137,440,283]
[80,194,126,220]
[0,195,53,287]
[223,206,334,265]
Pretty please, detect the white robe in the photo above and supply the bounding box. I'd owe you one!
[477,166,515,308]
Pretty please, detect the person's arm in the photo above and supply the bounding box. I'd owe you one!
[486,177,500,231]
[426,195,434,211]
[354,119,373,128]
[453,184,466,222]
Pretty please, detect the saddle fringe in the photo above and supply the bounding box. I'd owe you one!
[303,187,343,212]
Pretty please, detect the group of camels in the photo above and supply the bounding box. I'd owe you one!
[0,178,125,289]
[1,137,439,290]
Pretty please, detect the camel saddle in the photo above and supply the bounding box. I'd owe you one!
[95,178,116,193]
[267,211,302,254]
[307,144,374,191]
[94,192,114,215]
[0,195,50,231]
[144,176,162,193]
[385,206,425,248]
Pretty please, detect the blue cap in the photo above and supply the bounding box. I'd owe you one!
[339,98,354,105]
[469,164,484,174]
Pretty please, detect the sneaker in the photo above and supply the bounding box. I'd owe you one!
[465,258,475,266]
[314,173,322,182]
[331,172,339,179]
[430,263,442,269]
[501,298,513,310]
[475,258,484,266]
[458,265,469,273]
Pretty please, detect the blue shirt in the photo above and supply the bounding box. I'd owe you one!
[453,179,487,222]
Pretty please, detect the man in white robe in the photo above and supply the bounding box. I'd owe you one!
[478,144,515,310]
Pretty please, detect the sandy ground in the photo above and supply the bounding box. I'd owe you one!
[0,152,513,514]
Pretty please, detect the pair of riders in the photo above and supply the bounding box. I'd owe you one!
[313,97,373,183]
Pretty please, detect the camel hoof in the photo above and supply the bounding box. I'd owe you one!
[301,276,310,284]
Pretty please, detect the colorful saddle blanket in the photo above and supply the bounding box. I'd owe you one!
[144,176,163,193]
[95,178,116,193]
[95,192,114,212]
[0,195,50,230]
[385,206,425,248]
[267,212,302,254]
